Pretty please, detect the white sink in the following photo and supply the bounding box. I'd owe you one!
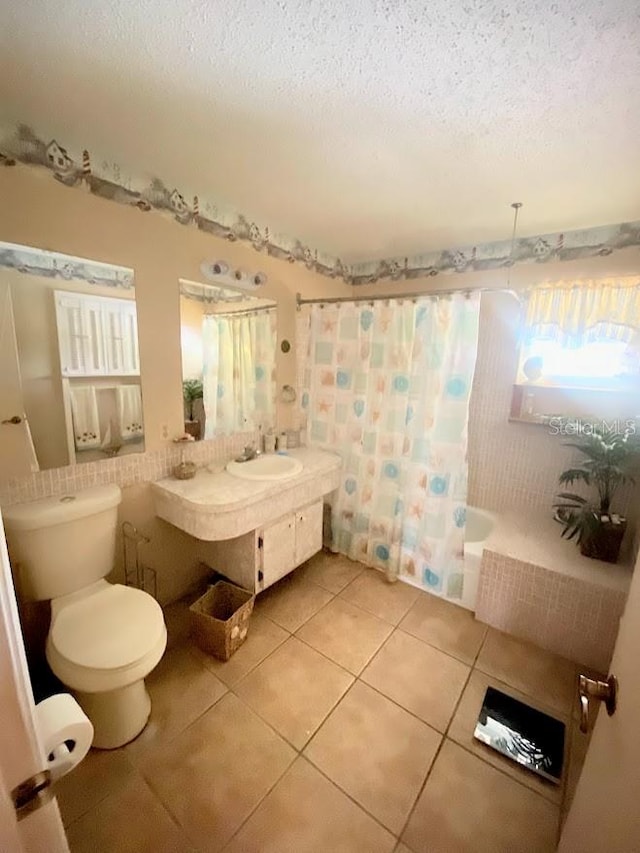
[225,454,304,481]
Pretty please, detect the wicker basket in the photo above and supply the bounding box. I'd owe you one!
[189,582,255,661]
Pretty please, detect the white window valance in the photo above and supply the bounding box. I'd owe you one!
[524,277,640,348]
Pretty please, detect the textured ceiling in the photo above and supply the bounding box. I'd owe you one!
[1,0,639,262]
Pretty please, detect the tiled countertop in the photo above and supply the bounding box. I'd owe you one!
[152,448,342,541]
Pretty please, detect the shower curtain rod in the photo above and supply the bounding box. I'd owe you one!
[204,304,276,318]
[296,286,520,309]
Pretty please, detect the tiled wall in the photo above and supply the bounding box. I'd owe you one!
[467,292,638,542]
[0,432,259,508]
[476,549,627,672]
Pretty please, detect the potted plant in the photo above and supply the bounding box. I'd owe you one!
[183,379,203,440]
[553,429,638,563]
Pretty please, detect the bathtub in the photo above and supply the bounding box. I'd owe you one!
[460,506,497,611]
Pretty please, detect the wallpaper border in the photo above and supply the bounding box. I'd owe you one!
[2,122,639,286]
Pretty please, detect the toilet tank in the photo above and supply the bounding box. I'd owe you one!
[3,485,122,601]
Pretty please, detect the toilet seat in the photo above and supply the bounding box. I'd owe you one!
[47,581,167,694]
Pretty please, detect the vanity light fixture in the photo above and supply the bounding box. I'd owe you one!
[200,260,268,291]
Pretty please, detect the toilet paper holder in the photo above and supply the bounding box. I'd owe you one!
[12,693,94,821]
[122,521,158,599]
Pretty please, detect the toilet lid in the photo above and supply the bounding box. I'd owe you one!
[50,584,165,671]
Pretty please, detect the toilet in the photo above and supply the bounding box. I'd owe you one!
[3,484,167,749]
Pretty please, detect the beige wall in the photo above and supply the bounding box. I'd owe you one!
[0,166,352,446]
[0,164,352,607]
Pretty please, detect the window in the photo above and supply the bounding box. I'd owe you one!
[511,277,640,424]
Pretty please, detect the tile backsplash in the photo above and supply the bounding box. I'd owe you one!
[0,431,259,508]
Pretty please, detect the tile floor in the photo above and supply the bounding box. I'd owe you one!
[55,551,593,852]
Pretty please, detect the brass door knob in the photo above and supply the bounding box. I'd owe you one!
[579,674,618,733]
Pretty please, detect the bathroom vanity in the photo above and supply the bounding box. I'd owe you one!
[152,447,341,593]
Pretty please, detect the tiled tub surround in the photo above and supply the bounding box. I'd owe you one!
[151,447,341,541]
[476,512,631,672]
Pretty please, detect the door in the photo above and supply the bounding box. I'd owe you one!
[294,500,323,566]
[0,513,69,852]
[54,291,106,377]
[559,545,640,852]
[0,282,39,478]
[260,514,296,589]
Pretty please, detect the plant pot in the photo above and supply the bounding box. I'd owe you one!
[579,519,627,563]
[184,420,201,440]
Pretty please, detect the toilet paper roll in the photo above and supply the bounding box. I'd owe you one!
[35,693,94,781]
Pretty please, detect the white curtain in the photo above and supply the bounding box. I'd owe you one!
[202,309,276,436]
[300,294,480,600]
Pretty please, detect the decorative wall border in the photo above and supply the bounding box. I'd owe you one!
[0,240,134,289]
[0,123,348,282]
[349,220,640,285]
[2,122,639,286]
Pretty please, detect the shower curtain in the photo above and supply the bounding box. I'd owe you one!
[202,309,276,436]
[300,294,480,600]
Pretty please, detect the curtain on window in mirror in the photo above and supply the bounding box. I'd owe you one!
[524,277,640,347]
[300,294,480,600]
[202,309,276,436]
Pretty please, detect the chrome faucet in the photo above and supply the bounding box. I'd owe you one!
[234,444,261,463]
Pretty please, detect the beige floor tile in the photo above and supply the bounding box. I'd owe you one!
[65,776,191,853]
[399,593,487,664]
[224,757,396,853]
[305,681,442,834]
[361,630,469,732]
[125,644,227,759]
[296,597,393,674]
[403,739,559,853]
[298,550,365,593]
[476,629,576,716]
[340,570,420,624]
[192,613,288,686]
[163,592,201,650]
[55,746,136,826]
[139,692,295,851]
[234,636,354,748]
[255,571,334,631]
[448,669,568,803]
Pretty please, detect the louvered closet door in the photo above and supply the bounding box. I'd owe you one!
[54,291,105,376]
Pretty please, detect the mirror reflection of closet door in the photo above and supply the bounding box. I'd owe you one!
[0,282,39,478]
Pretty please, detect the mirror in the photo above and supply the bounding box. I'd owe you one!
[0,242,144,476]
[179,280,277,438]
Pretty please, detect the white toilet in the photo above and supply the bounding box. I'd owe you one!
[3,484,167,749]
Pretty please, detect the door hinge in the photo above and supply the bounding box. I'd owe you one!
[11,770,53,821]
[258,536,263,549]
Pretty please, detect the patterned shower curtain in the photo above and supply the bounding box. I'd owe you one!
[300,294,480,599]
[203,308,276,436]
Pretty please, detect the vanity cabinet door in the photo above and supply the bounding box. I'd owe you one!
[260,515,296,589]
[294,501,323,566]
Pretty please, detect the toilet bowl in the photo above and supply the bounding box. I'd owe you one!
[3,484,167,749]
